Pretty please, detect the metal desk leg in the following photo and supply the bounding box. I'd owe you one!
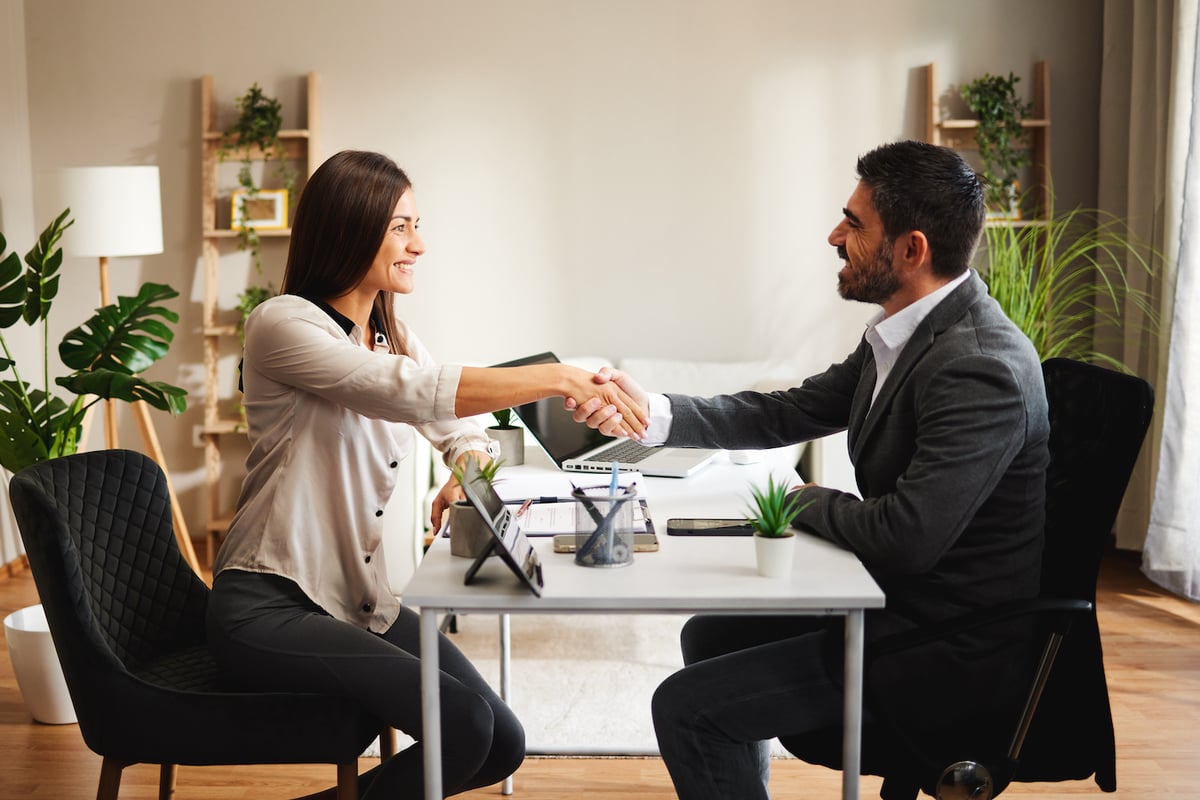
[500,614,513,795]
[843,609,864,800]
[421,607,443,800]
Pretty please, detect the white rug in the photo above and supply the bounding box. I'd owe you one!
[370,613,791,757]
[447,612,682,755]
[443,612,792,757]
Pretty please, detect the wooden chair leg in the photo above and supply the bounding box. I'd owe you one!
[158,764,178,799]
[336,762,359,800]
[379,726,397,759]
[96,758,126,800]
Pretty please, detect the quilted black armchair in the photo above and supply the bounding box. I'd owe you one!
[9,449,394,800]
[781,358,1154,799]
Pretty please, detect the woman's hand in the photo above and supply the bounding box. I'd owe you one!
[565,367,650,438]
[430,450,491,531]
[561,366,649,439]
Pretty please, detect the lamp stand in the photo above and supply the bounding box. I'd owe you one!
[95,256,201,575]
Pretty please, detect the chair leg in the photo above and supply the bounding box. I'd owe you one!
[336,762,359,800]
[96,758,126,800]
[158,764,178,799]
[379,726,397,759]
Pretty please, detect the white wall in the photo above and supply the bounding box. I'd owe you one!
[5,0,1105,540]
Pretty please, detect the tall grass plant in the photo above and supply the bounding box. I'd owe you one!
[979,204,1159,372]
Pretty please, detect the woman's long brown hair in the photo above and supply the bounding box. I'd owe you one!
[281,150,410,354]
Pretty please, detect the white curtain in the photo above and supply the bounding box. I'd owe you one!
[1143,0,1200,601]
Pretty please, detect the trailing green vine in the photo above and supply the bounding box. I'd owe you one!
[961,72,1033,215]
[218,82,297,279]
[218,82,295,337]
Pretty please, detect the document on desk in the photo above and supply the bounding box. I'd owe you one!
[494,471,650,536]
[517,497,653,535]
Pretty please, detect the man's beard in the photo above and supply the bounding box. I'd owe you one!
[837,240,901,305]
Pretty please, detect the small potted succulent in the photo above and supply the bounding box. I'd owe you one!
[447,454,504,558]
[485,407,524,466]
[745,476,810,578]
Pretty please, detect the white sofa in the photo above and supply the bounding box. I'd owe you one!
[381,355,858,594]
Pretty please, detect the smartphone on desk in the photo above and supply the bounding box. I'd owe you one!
[666,518,755,536]
[552,532,660,553]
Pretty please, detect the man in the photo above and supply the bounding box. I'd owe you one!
[574,140,1050,799]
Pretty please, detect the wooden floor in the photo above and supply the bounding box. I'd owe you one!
[1,551,1196,799]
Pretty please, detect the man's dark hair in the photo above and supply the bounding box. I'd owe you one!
[856,140,985,278]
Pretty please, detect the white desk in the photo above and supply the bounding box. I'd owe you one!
[401,448,884,800]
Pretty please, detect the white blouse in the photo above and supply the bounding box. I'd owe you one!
[212,294,491,632]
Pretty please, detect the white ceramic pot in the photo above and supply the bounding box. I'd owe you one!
[486,426,525,466]
[754,533,796,579]
[3,604,77,724]
[448,501,494,558]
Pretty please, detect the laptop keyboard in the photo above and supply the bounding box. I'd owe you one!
[592,439,658,464]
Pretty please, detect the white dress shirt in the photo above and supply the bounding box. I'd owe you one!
[212,294,491,632]
[863,270,970,406]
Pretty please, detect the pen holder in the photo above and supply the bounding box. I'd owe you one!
[573,488,636,568]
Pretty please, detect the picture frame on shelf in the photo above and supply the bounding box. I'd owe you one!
[231,188,288,230]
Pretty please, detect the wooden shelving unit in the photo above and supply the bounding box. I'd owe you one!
[197,73,320,564]
[923,61,1051,223]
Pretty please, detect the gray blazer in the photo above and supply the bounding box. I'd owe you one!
[666,270,1050,751]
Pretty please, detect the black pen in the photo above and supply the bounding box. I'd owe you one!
[504,496,570,505]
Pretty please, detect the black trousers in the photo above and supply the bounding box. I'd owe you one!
[207,570,524,799]
[652,615,847,800]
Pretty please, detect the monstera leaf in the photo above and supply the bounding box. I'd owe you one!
[0,210,69,331]
[59,282,179,374]
[0,383,84,475]
[57,369,187,415]
[0,211,187,476]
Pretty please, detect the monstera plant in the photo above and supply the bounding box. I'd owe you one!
[0,209,188,475]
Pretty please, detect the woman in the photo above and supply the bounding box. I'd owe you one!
[207,150,645,799]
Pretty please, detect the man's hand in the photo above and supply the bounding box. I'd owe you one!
[561,366,649,439]
[565,367,650,438]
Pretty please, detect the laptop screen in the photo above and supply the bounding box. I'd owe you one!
[491,352,615,466]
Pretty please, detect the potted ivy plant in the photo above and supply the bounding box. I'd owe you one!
[961,71,1033,219]
[745,476,809,578]
[0,210,188,476]
[485,407,524,466]
[979,201,1159,371]
[447,454,504,558]
[219,82,295,307]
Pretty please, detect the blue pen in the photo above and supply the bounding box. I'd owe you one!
[609,460,620,496]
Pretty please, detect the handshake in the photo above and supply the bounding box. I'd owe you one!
[564,366,650,441]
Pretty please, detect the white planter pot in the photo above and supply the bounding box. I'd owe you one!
[3,604,76,724]
[754,533,796,579]
[486,426,525,466]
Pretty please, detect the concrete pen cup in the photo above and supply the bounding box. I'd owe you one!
[573,486,637,568]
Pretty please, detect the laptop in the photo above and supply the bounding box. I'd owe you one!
[459,459,544,596]
[492,352,718,478]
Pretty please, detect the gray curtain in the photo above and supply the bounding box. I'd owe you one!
[1098,0,1180,550]
[1142,0,1200,601]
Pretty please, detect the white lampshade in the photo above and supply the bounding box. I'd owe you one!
[38,166,163,257]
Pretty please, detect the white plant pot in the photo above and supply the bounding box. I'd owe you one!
[754,533,796,579]
[3,604,77,724]
[486,426,525,466]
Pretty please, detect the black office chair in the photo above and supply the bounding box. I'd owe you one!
[9,449,396,800]
[781,358,1154,799]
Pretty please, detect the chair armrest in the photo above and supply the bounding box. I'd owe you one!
[865,598,1092,661]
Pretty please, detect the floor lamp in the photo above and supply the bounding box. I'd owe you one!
[39,166,201,574]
